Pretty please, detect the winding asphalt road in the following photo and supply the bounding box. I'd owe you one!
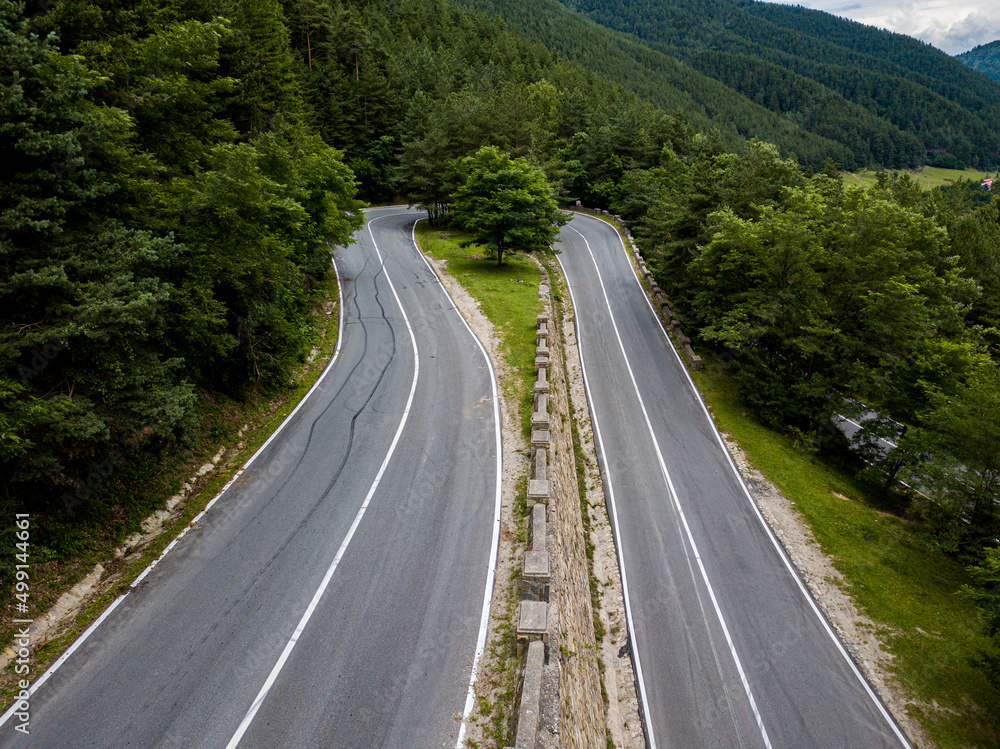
[558,212,912,749]
[1,207,500,749]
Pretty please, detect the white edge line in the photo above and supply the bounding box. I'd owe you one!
[406,218,504,749]
[570,222,774,747]
[0,231,355,729]
[555,253,660,749]
[576,211,914,749]
[225,209,422,749]
[564,223,775,749]
[0,593,129,727]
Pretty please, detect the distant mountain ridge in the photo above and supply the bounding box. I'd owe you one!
[455,0,854,168]
[459,0,1000,169]
[958,40,1000,83]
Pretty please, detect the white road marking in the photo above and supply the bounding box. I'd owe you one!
[559,269,660,749]
[0,593,129,728]
[225,209,422,749]
[406,219,504,749]
[0,242,352,731]
[564,223,774,749]
[581,211,914,749]
[838,416,899,448]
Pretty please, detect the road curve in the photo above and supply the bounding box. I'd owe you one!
[558,212,911,749]
[1,207,501,749]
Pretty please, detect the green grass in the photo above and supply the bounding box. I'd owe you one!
[415,222,542,433]
[691,356,1000,748]
[843,166,998,191]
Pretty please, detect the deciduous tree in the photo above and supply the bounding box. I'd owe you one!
[451,146,567,267]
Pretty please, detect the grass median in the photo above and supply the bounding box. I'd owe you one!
[691,355,1000,749]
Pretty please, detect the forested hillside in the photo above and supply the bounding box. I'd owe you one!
[519,0,1000,170]
[958,40,1000,83]
[278,0,724,206]
[452,0,857,168]
[1,0,363,532]
[3,0,1000,723]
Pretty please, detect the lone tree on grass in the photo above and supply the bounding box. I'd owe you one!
[451,146,568,267]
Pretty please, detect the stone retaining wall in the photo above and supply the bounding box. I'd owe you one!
[507,258,614,749]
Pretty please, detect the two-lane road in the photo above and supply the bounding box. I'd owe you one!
[559,212,911,749]
[2,207,500,749]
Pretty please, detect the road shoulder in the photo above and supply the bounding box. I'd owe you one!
[723,436,933,748]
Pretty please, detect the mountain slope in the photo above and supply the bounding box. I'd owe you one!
[553,0,1000,169]
[958,41,1000,83]
[454,0,857,168]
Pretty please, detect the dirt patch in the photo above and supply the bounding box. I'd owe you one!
[724,436,934,749]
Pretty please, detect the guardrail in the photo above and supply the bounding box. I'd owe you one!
[507,269,552,749]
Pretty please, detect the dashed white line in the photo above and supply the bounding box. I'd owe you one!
[837,416,899,448]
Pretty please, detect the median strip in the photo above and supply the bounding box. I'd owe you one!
[509,269,553,748]
[415,223,645,747]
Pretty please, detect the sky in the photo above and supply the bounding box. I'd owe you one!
[766,1,1000,55]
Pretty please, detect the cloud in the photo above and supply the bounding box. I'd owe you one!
[765,0,1000,54]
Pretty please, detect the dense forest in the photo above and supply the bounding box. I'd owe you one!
[2,0,999,693]
[508,0,1000,170]
[1,0,365,535]
[0,0,741,561]
[455,0,856,168]
[959,40,1000,83]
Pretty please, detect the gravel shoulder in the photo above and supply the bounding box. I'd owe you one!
[549,260,645,749]
[724,437,933,748]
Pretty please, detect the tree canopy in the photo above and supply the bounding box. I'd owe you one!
[1,0,362,525]
[512,0,1000,169]
[451,147,568,266]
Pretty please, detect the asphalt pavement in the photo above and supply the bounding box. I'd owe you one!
[558,212,912,749]
[0,207,501,749]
